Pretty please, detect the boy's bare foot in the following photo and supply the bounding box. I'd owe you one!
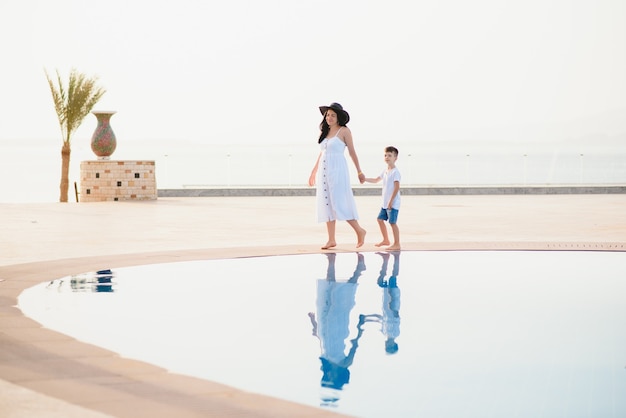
[321,242,336,250]
[375,240,391,247]
[386,245,401,251]
[356,229,366,248]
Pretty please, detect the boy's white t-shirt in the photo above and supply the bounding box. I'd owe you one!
[380,167,401,209]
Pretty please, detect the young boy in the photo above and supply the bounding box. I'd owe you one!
[364,146,401,250]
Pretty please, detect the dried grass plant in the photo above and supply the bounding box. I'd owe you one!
[45,68,106,202]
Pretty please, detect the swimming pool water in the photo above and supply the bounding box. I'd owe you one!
[19,251,626,418]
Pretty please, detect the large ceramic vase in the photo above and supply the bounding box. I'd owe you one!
[90,111,117,159]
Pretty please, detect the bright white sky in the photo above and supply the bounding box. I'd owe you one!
[1,0,625,146]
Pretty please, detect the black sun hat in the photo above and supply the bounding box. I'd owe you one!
[319,102,350,124]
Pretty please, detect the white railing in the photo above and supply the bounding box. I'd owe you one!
[152,149,626,189]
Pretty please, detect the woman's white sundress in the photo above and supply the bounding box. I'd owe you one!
[316,128,360,223]
[315,279,358,364]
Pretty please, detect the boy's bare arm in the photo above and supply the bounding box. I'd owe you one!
[387,180,400,209]
[363,176,381,184]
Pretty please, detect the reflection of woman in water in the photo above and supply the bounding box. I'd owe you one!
[308,252,367,406]
[360,251,401,354]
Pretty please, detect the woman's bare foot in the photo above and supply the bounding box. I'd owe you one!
[386,245,401,251]
[356,229,366,248]
[321,241,336,250]
[375,240,390,247]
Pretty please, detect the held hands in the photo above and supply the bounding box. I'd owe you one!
[358,172,365,184]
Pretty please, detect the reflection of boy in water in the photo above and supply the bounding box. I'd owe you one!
[360,251,401,354]
[308,252,367,406]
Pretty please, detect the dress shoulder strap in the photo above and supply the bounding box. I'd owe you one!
[335,127,343,137]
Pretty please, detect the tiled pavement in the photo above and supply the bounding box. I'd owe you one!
[1,194,624,417]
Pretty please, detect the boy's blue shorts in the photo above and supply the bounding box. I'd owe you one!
[377,208,399,224]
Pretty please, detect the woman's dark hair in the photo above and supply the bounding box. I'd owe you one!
[318,110,349,143]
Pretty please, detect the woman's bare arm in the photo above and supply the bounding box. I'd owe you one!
[308,152,321,186]
[341,128,365,184]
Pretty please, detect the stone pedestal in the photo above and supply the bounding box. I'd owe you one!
[80,160,157,202]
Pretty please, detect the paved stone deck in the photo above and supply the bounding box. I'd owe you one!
[1,195,624,417]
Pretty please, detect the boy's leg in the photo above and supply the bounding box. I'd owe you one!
[387,209,401,250]
[375,207,391,247]
[375,220,390,247]
[388,223,401,250]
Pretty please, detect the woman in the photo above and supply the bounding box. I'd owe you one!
[308,252,367,405]
[309,102,366,249]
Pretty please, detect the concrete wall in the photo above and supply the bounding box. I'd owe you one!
[158,185,626,197]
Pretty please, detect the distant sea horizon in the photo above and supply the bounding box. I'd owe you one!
[1,137,625,203]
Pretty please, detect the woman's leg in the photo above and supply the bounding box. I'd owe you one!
[346,219,367,248]
[322,220,337,249]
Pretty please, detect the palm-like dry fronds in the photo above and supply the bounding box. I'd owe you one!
[44,68,106,202]
[45,68,106,144]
